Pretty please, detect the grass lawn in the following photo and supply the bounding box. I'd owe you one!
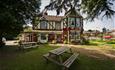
[89,40,115,49]
[89,40,106,45]
[0,44,115,70]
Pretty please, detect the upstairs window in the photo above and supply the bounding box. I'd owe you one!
[69,18,75,28]
[40,21,47,29]
[55,22,61,30]
[41,33,46,40]
[76,18,81,27]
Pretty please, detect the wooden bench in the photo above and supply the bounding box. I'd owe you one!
[43,47,79,70]
[22,45,38,49]
[43,53,61,65]
[43,53,79,70]
[62,53,79,70]
[19,42,38,50]
[49,47,70,56]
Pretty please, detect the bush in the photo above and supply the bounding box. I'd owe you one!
[81,38,90,45]
[107,41,115,44]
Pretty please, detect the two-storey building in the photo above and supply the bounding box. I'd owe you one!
[21,8,83,44]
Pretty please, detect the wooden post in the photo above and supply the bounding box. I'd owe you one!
[55,34,57,43]
[59,55,63,63]
[67,17,70,44]
[68,29,70,44]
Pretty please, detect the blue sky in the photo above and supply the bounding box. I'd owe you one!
[40,0,115,31]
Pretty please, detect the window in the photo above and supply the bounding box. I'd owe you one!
[40,21,47,29]
[41,33,46,40]
[55,22,61,30]
[76,18,80,27]
[69,18,75,28]
[70,32,75,39]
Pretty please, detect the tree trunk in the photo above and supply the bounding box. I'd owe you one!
[0,33,5,47]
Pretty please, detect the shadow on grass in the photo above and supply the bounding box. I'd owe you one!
[0,45,115,70]
[0,45,37,53]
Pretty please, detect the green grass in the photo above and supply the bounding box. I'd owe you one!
[0,45,115,70]
[107,41,115,44]
[89,40,106,45]
[75,55,115,70]
[89,40,115,47]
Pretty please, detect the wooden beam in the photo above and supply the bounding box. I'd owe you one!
[48,22,55,29]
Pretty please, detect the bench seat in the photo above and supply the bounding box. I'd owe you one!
[23,45,38,49]
[63,53,79,69]
[19,42,38,50]
[43,53,49,57]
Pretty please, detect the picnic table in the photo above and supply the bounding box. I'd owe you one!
[50,46,72,55]
[43,46,79,70]
[19,42,38,49]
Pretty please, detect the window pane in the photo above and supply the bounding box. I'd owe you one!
[55,23,61,30]
[40,21,47,29]
[41,34,46,40]
[69,18,75,28]
[76,18,80,27]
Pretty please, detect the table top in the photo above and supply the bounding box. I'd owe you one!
[49,46,70,55]
[21,42,37,44]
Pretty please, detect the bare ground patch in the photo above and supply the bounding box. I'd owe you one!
[72,45,115,60]
[50,44,115,60]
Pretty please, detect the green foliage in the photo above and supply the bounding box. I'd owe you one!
[32,17,40,29]
[82,39,90,45]
[81,0,115,20]
[0,0,41,39]
[107,41,115,44]
[46,0,115,20]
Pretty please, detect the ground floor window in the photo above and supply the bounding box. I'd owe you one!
[70,31,80,42]
[70,32,75,39]
[41,33,47,40]
[57,34,62,43]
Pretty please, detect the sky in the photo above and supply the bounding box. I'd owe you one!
[40,0,115,31]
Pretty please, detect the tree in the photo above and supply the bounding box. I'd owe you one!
[45,0,115,20]
[87,29,93,37]
[0,0,41,39]
[102,27,107,33]
[101,27,107,40]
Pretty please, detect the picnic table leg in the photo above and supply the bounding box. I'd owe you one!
[46,58,49,64]
[43,56,49,64]
[62,67,68,70]
[69,48,73,54]
[65,48,73,54]
[59,55,63,63]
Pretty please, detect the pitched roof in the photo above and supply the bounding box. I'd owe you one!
[65,7,83,18]
[40,15,64,22]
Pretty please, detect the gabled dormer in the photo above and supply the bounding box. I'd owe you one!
[63,7,83,30]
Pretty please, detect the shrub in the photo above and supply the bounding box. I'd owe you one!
[81,38,90,45]
[107,41,115,44]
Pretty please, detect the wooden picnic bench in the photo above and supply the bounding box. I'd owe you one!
[49,47,72,56]
[43,46,79,70]
[19,42,38,49]
[63,53,79,70]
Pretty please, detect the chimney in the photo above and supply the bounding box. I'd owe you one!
[44,12,48,15]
